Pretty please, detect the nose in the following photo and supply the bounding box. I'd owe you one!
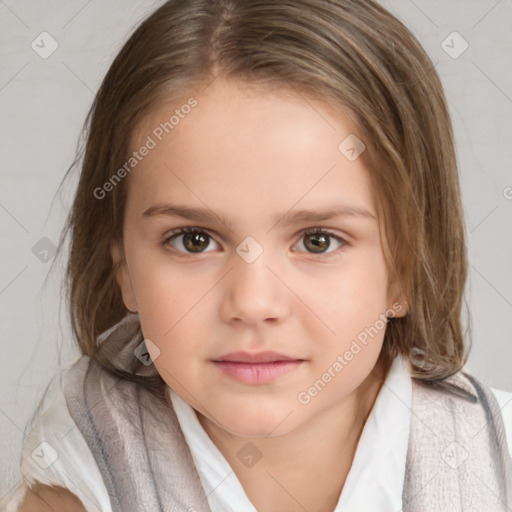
[219,249,290,327]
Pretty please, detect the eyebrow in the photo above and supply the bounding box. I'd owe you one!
[141,202,376,230]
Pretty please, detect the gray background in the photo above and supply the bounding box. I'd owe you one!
[1,0,511,500]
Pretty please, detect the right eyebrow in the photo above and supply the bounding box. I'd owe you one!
[141,203,235,228]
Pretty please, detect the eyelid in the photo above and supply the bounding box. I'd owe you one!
[163,226,222,255]
[162,225,350,258]
[294,227,349,257]
[163,226,224,245]
[163,225,351,242]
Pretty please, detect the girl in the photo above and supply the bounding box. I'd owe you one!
[4,0,512,510]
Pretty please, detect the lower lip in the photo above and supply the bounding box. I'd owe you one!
[213,360,303,384]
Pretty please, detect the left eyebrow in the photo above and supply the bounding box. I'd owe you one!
[276,205,376,228]
[141,202,376,230]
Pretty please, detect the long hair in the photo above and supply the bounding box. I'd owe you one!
[51,0,470,398]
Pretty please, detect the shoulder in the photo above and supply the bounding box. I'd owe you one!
[440,370,512,458]
[19,356,111,512]
[462,372,512,460]
[490,386,512,459]
[412,369,512,460]
[17,482,87,512]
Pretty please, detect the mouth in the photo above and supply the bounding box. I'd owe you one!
[212,351,305,384]
[213,351,302,363]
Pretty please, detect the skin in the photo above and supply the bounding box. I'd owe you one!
[111,78,406,511]
[18,483,87,511]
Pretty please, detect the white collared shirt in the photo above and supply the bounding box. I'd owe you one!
[4,355,512,512]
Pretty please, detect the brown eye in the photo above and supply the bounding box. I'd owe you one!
[296,228,346,256]
[164,228,219,254]
[304,231,330,253]
[182,231,209,252]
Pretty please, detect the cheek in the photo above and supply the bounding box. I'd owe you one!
[130,262,215,366]
[318,251,390,335]
[305,252,390,391]
[128,251,204,332]
[140,303,209,392]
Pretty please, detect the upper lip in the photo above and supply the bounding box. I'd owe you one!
[213,351,302,363]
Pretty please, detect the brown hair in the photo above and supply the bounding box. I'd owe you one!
[51,0,471,398]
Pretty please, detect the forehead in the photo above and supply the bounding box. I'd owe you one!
[125,79,376,223]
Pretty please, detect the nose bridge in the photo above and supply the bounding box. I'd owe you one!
[222,239,288,323]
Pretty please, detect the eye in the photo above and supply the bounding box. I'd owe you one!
[163,227,348,257]
[163,227,219,254]
[294,228,347,256]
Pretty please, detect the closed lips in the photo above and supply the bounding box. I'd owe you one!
[213,351,303,363]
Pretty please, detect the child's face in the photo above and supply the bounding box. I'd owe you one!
[111,78,405,437]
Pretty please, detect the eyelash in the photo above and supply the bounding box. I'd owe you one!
[162,227,349,259]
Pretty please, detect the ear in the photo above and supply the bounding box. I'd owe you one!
[110,239,138,314]
[387,274,408,319]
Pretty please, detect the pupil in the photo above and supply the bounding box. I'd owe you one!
[307,233,329,252]
[184,232,207,252]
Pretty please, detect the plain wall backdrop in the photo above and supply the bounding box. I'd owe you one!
[1,0,511,500]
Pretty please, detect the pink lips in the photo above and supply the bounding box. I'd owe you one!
[212,351,304,384]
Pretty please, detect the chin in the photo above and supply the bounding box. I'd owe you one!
[206,404,297,438]
[224,420,293,438]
